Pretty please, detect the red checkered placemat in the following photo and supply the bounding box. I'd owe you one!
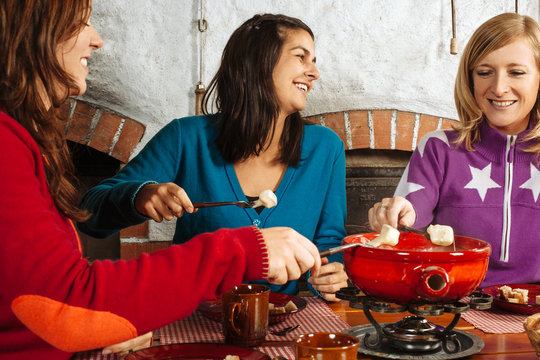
[73,297,350,360]
[72,351,116,360]
[461,308,528,334]
[160,296,350,359]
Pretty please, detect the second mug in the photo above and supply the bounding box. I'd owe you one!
[221,284,270,347]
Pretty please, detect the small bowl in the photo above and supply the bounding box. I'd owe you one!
[197,292,307,325]
[295,332,359,360]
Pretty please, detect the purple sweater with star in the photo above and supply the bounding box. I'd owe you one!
[395,122,540,288]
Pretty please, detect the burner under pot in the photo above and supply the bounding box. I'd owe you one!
[383,316,444,352]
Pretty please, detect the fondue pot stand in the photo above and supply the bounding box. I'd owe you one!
[342,232,491,304]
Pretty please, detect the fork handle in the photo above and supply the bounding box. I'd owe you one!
[398,225,430,240]
[192,201,237,208]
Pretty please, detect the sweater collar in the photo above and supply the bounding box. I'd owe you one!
[472,119,536,163]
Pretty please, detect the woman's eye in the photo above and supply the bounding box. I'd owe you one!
[510,70,525,76]
[296,54,305,60]
[475,70,491,77]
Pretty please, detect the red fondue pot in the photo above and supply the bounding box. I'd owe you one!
[343,232,491,304]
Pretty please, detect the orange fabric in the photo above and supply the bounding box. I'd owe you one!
[68,219,83,254]
[11,295,137,352]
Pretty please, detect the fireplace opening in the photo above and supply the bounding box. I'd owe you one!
[345,148,411,234]
[69,141,121,261]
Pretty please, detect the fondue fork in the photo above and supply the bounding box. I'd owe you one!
[192,200,257,208]
[398,225,431,241]
[319,243,364,257]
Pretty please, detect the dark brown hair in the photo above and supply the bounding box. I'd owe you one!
[202,14,314,167]
[0,0,92,221]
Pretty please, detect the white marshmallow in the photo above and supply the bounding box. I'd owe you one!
[427,224,454,246]
[253,189,277,208]
[368,224,400,247]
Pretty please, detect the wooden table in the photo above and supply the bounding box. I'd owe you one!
[327,300,538,359]
[74,298,537,359]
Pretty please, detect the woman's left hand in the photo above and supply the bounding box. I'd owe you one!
[101,331,153,357]
[307,259,348,302]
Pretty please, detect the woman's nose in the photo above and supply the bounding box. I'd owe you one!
[307,62,320,80]
[491,73,509,96]
[90,26,104,50]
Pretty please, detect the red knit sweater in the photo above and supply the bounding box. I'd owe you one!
[0,111,268,359]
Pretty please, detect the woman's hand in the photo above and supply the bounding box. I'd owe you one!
[308,258,348,302]
[101,331,153,357]
[134,183,194,222]
[368,196,416,232]
[260,227,322,285]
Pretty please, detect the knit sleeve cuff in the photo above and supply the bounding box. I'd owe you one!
[240,225,269,281]
[131,181,158,218]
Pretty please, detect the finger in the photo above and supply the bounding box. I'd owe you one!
[144,206,164,223]
[298,238,321,277]
[309,265,348,286]
[154,202,175,221]
[171,188,194,214]
[319,291,340,302]
[311,280,349,298]
[312,262,340,277]
[368,203,382,231]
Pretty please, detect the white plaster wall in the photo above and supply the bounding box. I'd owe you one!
[82,0,539,241]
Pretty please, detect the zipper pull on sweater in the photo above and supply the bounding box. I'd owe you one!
[506,136,517,163]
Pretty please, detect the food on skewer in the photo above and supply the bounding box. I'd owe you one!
[427,224,454,246]
[369,224,400,247]
[253,189,277,208]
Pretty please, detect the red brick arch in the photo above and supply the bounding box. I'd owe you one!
[63,99,145,163]
[305,109,458,151]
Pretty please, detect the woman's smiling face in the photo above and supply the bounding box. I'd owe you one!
[56,19,103,96]
[472,37,540,135]
[272,29,320,121]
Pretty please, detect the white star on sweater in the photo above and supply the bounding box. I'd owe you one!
[416,130,449,157]
[395,165,425,196]
[519,163,540,202]
[464,163,501,201]
[395,131,449,197]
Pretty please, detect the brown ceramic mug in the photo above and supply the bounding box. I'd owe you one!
[295,332,359,360]
[221,284,270,347]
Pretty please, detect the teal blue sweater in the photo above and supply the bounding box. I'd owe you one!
[80,115,347,294]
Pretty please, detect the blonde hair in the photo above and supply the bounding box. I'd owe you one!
[454,13,540,152]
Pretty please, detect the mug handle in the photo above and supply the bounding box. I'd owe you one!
[226,302,242,335]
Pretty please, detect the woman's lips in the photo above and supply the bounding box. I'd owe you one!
[489,99,516,107]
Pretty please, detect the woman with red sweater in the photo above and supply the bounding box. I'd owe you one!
[0,1,321,359]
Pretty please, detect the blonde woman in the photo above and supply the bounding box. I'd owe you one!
[369,13,540,288]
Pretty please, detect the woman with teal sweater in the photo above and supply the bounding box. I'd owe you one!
[80,14,348,301]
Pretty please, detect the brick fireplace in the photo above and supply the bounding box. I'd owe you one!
[66,99,457,260]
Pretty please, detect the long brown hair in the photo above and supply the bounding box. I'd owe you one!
[0,0,92,221]
[454,13,540,151]
[202,14,314,167]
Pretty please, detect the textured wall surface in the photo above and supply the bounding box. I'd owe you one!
[81,1,539,241]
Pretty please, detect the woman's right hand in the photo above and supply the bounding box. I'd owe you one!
[134,183,194,222]
[368,196,416,232]
[260,227,322,285]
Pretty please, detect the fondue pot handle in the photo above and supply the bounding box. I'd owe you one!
[417,266,450,300]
